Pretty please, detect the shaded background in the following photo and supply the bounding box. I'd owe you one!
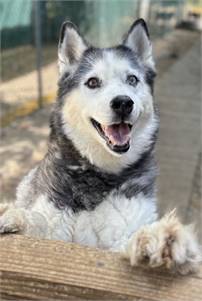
[0,0,201,240]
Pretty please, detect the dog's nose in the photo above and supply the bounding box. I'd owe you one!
[110,96,134,117]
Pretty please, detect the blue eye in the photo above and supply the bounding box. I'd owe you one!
[126,75,138,86]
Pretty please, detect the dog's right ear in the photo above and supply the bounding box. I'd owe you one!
[58,21,88,75]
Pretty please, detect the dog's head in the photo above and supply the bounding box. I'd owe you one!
[56,19,158,172]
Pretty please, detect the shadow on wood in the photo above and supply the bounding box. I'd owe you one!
[0,235,201,300]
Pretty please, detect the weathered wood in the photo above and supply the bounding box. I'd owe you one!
[0,235,201,301]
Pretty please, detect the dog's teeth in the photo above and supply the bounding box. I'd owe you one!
[101,125,106,131]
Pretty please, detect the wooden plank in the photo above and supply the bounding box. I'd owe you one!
[0,235,201,301]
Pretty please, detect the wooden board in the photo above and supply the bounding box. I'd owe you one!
[0,235,201,301]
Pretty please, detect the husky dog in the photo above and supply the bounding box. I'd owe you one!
[0,19,201,274]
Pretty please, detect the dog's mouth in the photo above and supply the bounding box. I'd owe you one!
[91,118,132,154]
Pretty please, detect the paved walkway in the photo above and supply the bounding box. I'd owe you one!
[156,37,201,240]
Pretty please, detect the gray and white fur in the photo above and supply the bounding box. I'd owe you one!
[0,19,201,273]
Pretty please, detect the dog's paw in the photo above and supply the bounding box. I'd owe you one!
[125,210,202,274]
[0,204,25,234]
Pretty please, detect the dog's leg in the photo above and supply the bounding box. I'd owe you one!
[124,210,202,274]
[0,203,49,238]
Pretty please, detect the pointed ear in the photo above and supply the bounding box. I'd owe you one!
[58,21,88,75]
[123,19,155,70]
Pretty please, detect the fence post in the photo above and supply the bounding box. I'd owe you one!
[34,0,43,108]
[139,0,151,21]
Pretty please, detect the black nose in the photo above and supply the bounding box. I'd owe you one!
[110,96,134,117]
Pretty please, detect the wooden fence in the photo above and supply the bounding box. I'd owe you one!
[0,235,201,301]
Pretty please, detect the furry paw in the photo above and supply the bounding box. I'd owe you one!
[0,204,25,234]
[125,210,202,274]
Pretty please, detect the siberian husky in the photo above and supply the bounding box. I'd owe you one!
[0,19,201,274]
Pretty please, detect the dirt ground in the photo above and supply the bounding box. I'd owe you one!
[0,108,50,202]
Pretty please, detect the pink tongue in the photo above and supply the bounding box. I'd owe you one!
[103,123,130,146]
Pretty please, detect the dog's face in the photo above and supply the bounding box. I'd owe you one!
[56,20,158,171]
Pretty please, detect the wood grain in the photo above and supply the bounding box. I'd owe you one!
[0,235,201,301]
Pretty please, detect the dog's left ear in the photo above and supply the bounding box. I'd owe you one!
[58,21,88,75]
[123,19,155,70]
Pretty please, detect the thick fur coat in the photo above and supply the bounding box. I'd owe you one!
[0,19,201,274]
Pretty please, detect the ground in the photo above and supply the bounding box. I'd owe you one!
[0,29,201,241]
[155,36,201,242]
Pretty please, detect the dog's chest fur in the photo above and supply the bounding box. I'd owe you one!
[16,147,157,250]
[68,192,157,250]
[17,169,157,250]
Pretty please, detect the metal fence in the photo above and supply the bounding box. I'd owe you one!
[0,0,188,124]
